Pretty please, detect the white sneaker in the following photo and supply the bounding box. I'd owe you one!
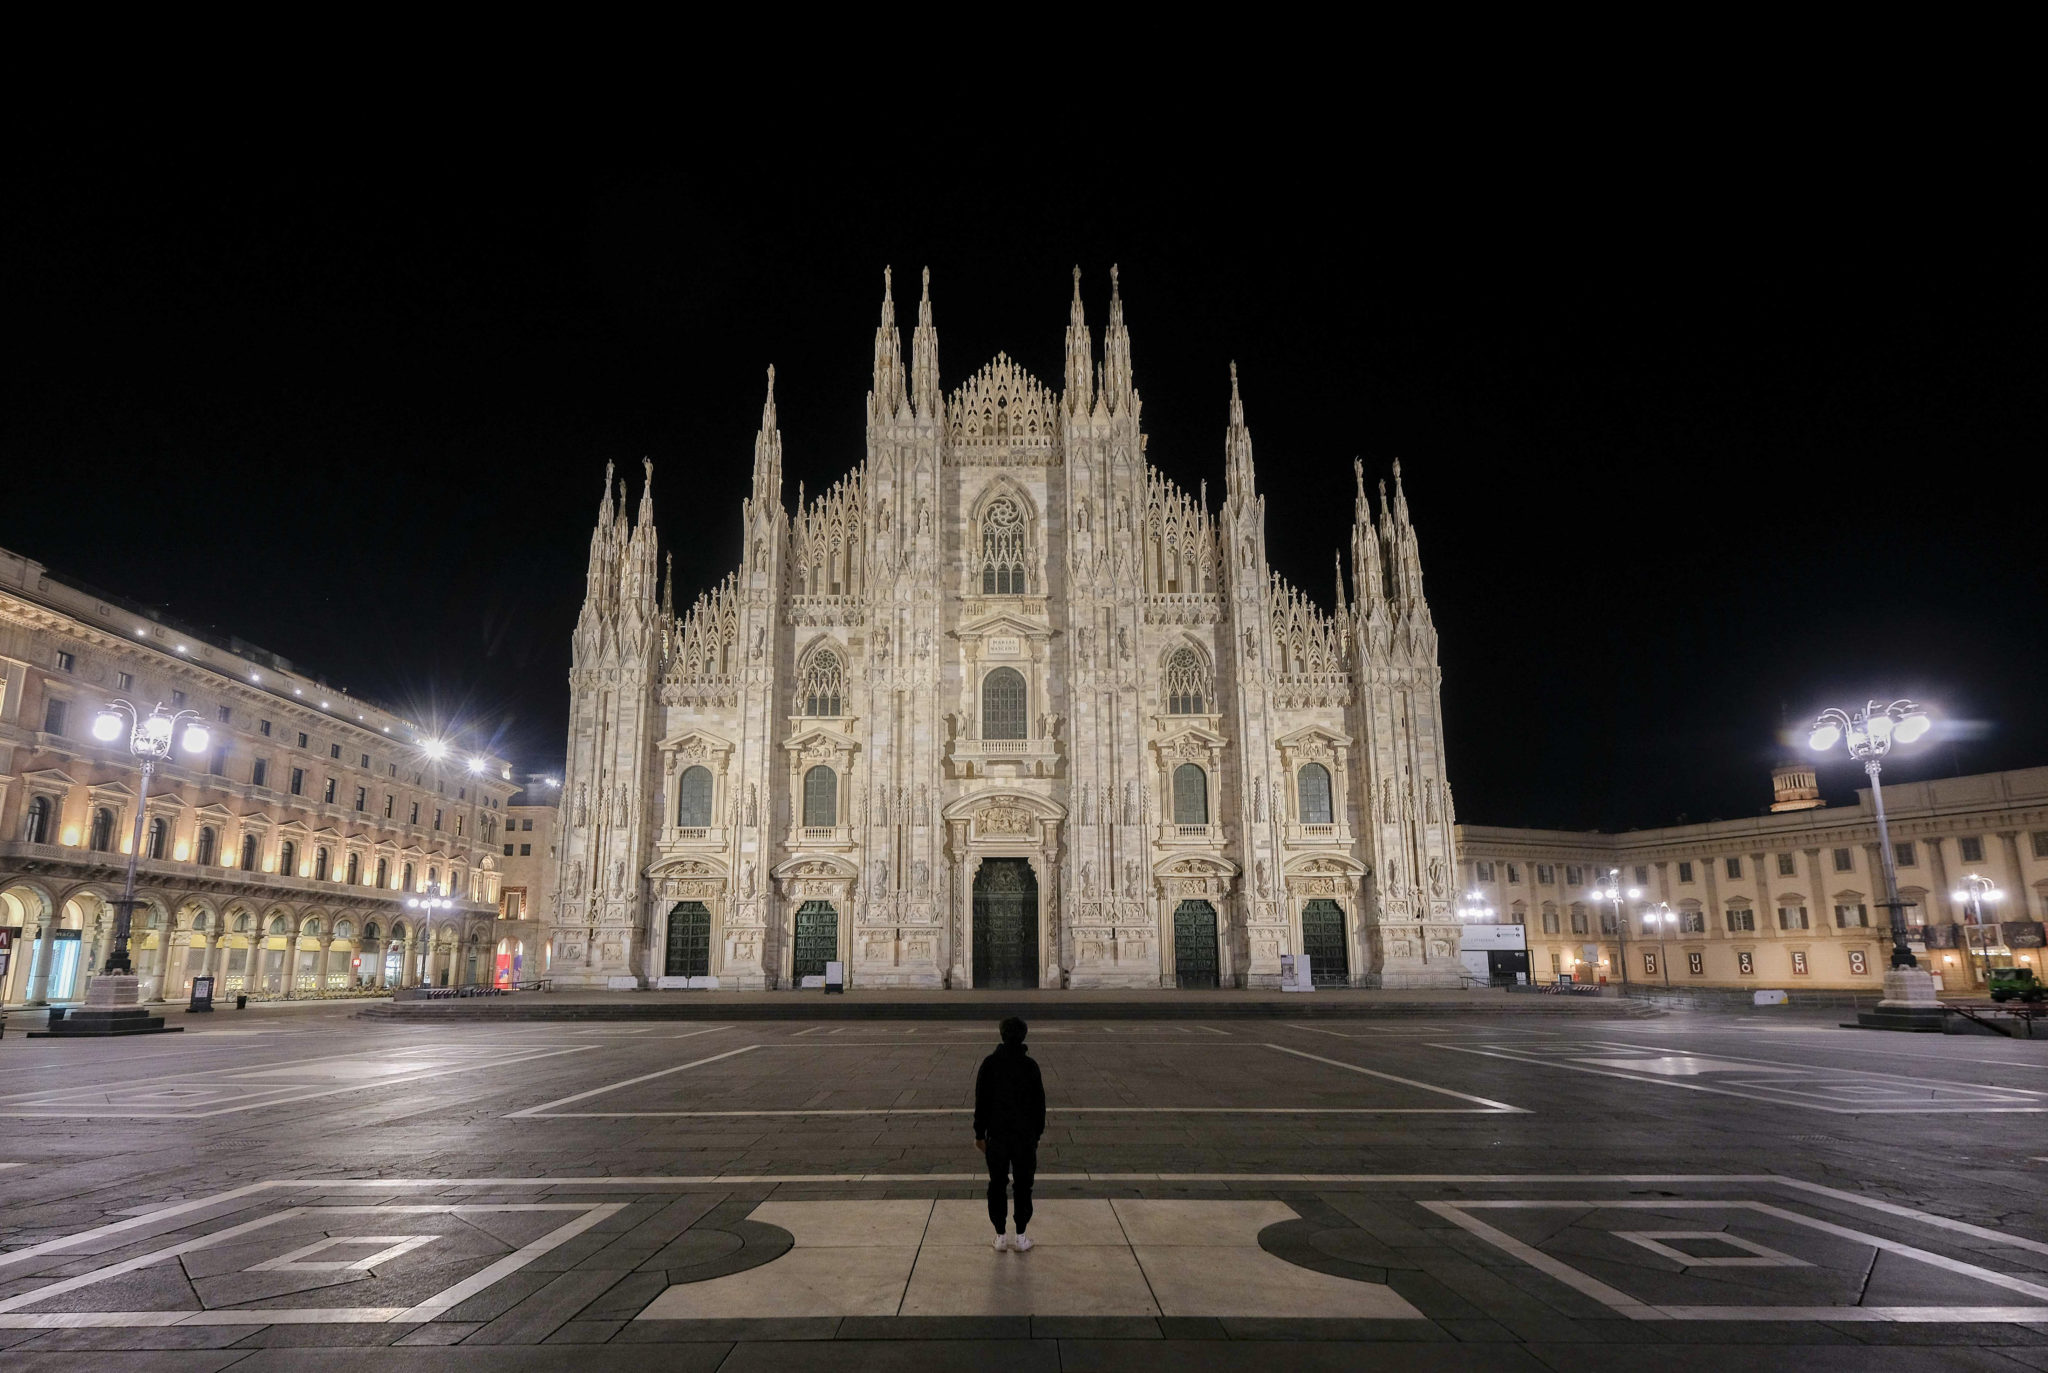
[1013,1234,1034,1252]
[992,1234,1008,1252]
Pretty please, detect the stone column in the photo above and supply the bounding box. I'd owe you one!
[1998,831,2030,919]
[24,915,56,1005]
[317,937,334,996]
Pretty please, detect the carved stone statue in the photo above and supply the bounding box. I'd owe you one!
[745,783,758,828]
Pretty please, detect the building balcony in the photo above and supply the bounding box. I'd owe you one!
[1157,823,1223,847]
[661,825,729,848]
[1283,821,1353,848]
[946,736,1060,779]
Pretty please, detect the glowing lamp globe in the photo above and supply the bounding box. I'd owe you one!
[1807,722,1841,751]
[1894,712,1930,743]
[422,739,449,761]
[181,724,211,754]
[92,710,125,742]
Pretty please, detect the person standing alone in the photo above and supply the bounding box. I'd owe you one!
[974,1016,1045,1251]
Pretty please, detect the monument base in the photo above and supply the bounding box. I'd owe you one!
[1852,968,1947,1032]
[31,974,182,1037]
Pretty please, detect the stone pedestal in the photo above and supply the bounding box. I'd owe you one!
[1879,967,1940,1007]
[30,973,181,1037]
[1853,966,1947,1031]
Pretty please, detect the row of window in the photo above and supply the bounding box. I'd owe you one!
[1531,902,1874,935]
[42,690,505,810]
[1482,835,2047,891]
[18,798,468,894]
[793,655,1222,730]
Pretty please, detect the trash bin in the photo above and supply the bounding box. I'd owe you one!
[236,994,248,1010]
[48,1007,67,1023]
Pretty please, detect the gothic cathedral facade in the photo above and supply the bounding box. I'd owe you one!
[549,269,1464,991]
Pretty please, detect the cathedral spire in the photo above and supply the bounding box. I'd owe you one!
[910,266,942,418]
[1102,263,1134,410]
[1390,459,1427,609]
[661,552,673,619]
[1063,265,1093,414]
[871,266,904,417]
[1224,362,1256,503]
[751,365,783,509]
[1350,458,1385,609]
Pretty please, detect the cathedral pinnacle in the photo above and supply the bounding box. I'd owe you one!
[1224,362,1256,504]
[750,365,783,509]
[1102,263,1133,408]
[872,269,904,416]
[1063,265,1093,413]
[911,266,941,417]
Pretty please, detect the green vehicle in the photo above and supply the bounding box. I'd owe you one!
[1988,969,2046,1004]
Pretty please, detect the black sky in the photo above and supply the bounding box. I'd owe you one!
[5,161,2041,831]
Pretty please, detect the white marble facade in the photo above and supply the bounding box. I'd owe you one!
[547,269,1462,990]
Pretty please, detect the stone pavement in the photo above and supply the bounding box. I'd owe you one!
[0,1003,2045,1370]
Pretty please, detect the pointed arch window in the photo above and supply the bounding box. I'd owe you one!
[89,806,115,852]
[315,846,330,881]
[982,667,1027,740]
[1165,646,1209,714]
[147,816,169,860]
[1296,763,1333,826]
[677,765,714,828]
[346,851,360,885]
[196,826,217,866]
[800,648,844,717]
[403,861,416,892]
[979,496,1027,594]
[23,795,52,844]
[1172,763,1209,825]
[802,765,838,827]
[280,840,297,876]
[240,833,259,870]
[376,857,389,889]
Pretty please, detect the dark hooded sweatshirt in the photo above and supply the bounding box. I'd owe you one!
[972,1042,1046,1142]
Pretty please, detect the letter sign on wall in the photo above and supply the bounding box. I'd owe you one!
[1847,949,1868,976]
[1736,950,1754,976]
[1790,950,1809,976]
[1687,951,1704,976]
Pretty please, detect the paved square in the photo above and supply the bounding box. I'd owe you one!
[1,1002,2046,1369]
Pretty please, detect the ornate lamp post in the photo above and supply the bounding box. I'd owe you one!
[90,701,210,977]
[1590,869,1641,987]
[47,701,210,1036]
[1810,699,1940,1026]
[1951,873,2002,991]
[1456,891,1496,923]
[1808,699,1930,969]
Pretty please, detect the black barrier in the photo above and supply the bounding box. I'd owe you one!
[188,975,215,1012]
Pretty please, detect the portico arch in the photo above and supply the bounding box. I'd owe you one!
[941,791,1066,990]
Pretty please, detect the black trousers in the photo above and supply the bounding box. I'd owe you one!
[984,1135,1036,1233]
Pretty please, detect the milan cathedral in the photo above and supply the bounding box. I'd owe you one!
[549,268,1464,990]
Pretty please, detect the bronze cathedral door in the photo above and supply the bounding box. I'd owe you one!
[972,858,1038,990]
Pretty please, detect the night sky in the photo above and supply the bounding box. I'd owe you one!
[6,164,2041,831]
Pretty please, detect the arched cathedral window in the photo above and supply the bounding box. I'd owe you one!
[802,765,838,827]
[677,765,714,828]
[1172,763,1209,825]
[1296,764,1333,825]
[1165,647,1209,714]
[979,497,1027,595]
[800,648,844,717]
[982,668,1027,740]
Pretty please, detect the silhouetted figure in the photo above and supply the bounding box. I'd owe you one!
[974,1016,1046,1251]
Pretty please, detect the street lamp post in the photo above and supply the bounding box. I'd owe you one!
[1809,699,1941,1026]
[47,701,210,1037]
[1644,901,1677,988]
[1808,700,1930,970]
[91,701,210,978]
[1951,874,2002,991]
[1590,869,1642,988]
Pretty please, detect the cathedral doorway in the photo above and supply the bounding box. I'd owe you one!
[665,901,711,978]
[793,900,838,982]
[972,858,1039,990]
[1173,900,1220,989]
[1301,898,1350,985]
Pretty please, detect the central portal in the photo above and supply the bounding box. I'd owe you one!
[972,858,1039,990]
